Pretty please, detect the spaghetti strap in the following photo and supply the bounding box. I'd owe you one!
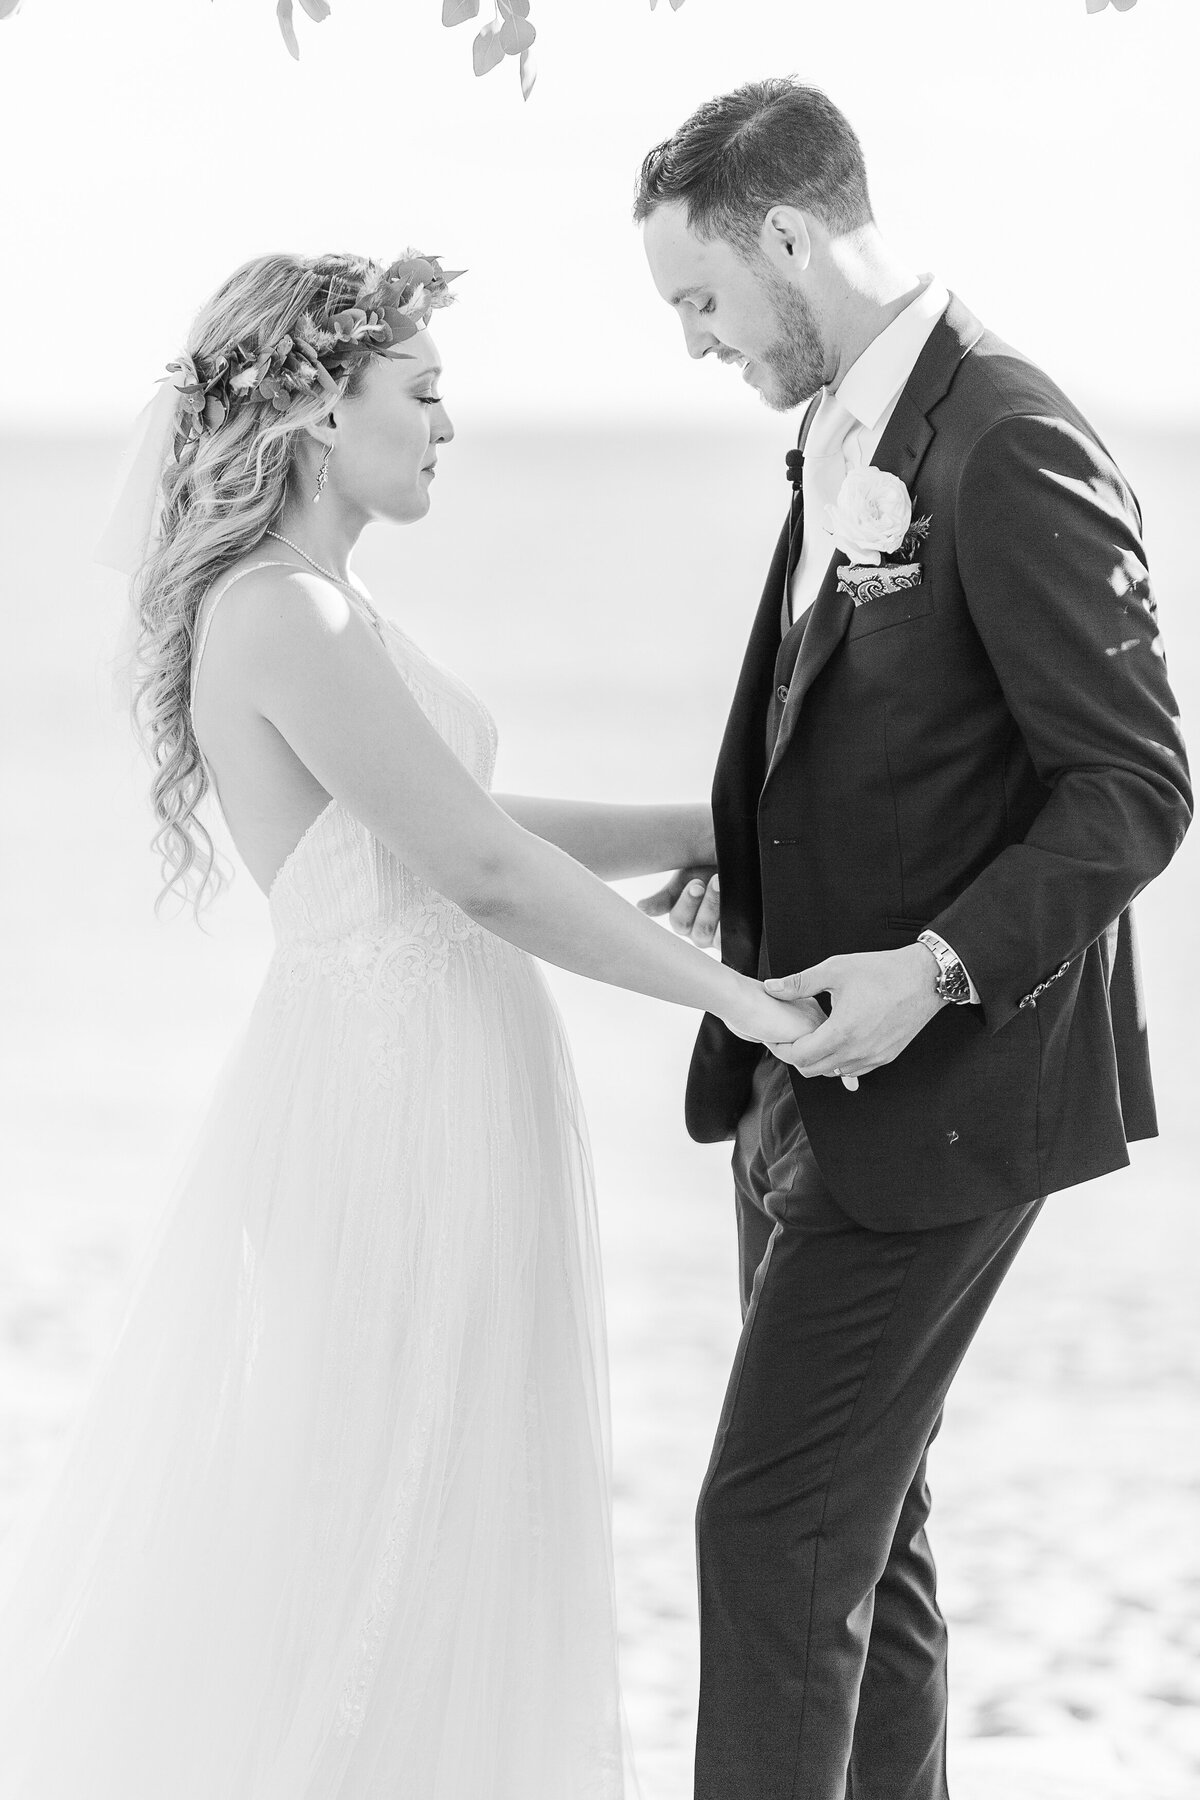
[190,560,295,707]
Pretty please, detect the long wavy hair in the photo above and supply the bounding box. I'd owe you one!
[131,252,388,914]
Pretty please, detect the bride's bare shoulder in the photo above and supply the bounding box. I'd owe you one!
[201,558,361,667]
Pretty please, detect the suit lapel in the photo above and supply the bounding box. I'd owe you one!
[780,396,823,618]
[763,294,984,789]
[712,394,824,834]
[709,515,791,979]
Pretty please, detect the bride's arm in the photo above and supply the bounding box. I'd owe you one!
[492,796,713,879]
[234,572,805,1047]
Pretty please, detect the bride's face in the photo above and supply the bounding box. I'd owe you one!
[328,330,453,524]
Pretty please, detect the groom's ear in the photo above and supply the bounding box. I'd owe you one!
[761,207,813,273]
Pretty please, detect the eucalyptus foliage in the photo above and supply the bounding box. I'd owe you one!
[276,0,685,95]
[0,0,1143,92]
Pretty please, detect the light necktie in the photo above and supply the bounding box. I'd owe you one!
[789,390,859,627]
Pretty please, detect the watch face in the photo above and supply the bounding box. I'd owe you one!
[918,931,971,1003]
[940,967,971,1004]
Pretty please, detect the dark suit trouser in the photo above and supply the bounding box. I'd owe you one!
[694,1054,1041,1800]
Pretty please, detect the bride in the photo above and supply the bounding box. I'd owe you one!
[0,248,813,1799]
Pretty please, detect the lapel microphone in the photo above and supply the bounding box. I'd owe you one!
[785,448,804,491]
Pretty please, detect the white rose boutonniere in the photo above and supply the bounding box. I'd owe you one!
[824,467,912,565]
[824,468,932,607]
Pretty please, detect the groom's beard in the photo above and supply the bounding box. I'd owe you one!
[757,271,826,413]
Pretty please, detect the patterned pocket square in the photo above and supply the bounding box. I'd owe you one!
[836,560,924,607]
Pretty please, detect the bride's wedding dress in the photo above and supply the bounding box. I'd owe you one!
[0,566,627,1798]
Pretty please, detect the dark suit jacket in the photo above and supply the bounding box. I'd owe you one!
[686,294,1192,1229]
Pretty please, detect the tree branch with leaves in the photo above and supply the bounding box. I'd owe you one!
[0,0,1144,91]
[277,0,686,95]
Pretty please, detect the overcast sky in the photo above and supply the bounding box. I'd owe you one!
[0,0,1194,431]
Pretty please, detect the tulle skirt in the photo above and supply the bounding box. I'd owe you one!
[0,930,627,1798]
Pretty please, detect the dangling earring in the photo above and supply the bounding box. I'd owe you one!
[313,443,333,504]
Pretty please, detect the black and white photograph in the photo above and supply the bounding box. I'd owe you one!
[0,2,1196,1796]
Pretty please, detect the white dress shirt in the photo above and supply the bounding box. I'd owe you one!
[789,276,950,627]
[785,276,978,1002]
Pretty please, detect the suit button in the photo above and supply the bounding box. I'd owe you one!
[777,684,789,702]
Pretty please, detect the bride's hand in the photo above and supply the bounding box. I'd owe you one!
[722,980,826,1053]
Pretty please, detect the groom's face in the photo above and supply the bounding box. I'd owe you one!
[642,202,826,412]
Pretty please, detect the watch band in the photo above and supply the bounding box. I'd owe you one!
[917,930,974,1005]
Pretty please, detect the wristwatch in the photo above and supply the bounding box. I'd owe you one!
[917,930,974,1005]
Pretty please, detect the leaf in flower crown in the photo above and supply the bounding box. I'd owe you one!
[297,0,332,17]
[385,312,423,344]
[331,307,369,341]
[0,0,24,17]
[498,0,531,15]
[168,353,202,392]
[336,309,392,349]
[202,394,229,433]
[442,0,479,22]
[520,45,536,97]
[383,282,417,317]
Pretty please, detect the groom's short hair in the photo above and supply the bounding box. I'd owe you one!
[633,79,874,250]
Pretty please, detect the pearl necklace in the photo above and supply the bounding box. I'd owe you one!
[264,530,357,591]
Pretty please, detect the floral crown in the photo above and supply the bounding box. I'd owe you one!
[166,252,462,459]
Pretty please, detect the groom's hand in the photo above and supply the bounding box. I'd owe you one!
[638,866,721,950]
[764,945,943,1083]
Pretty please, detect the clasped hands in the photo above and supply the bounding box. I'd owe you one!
[640,867,944,1090]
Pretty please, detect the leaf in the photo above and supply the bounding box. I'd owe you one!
[1086,0,1139,9]
[0,0,23,18]
[442,0,479,23]
[276,0,301,58]
[472,19,506,76]
[498,11,535,54]
[519,44,537,100]
[297,0,331,18]
[497,0,530,16]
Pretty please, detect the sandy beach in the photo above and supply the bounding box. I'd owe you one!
[1,425,1197,1797]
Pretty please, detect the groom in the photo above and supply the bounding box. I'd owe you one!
[636,80,1190,1800]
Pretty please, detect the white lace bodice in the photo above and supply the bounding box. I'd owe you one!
[192,561,500,958]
